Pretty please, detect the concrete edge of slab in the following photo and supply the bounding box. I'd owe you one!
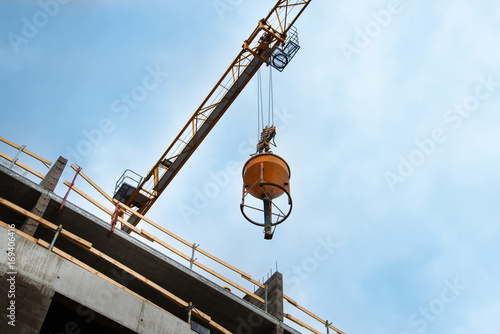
[0,227,195,334]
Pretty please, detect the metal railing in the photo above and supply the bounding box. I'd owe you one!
[0,136,52,179]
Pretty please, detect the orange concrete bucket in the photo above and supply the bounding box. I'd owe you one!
[242,153,291,200]
[240,153,292,239]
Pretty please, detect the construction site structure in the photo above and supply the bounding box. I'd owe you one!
[1,1,348,333]
[0,137,347,333]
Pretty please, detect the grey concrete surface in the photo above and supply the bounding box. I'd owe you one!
[0,227,194,334]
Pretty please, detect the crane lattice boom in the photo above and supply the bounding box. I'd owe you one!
[115,0,312,231]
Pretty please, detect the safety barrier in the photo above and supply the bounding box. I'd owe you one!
[0,136,52,179]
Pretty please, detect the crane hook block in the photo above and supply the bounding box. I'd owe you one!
[240,153,292,239]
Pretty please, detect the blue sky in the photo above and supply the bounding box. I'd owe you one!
[1,1,500,333]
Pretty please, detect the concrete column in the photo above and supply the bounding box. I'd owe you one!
[243,272,284,334]
[0,272,55,333]
[39,156,67,190]
[265,272,284,320]
[22,156,67,236]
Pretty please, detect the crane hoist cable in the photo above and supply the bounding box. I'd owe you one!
[255,66,277,155]
[268,66,274,127]
[257,66,275,134]
[257,69,264,139]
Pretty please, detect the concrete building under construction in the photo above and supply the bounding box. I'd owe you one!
[1,2,347,333]
[0,138,344,334]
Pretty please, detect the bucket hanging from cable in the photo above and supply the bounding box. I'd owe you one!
[241,66,292,240]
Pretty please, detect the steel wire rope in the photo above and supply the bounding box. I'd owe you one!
[257,68,264,137]
[269,65,274,126]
